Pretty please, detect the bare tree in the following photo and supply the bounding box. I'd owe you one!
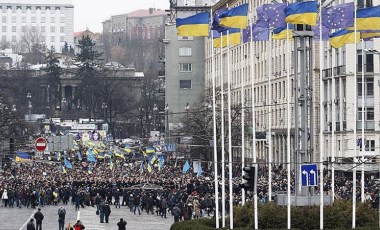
[0,38,10,50]
[20,26,46,64]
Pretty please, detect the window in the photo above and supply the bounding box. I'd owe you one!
[179,63,192,72]
[60,36,65,42]
[365,140,375,151]
[31,17,36,23]
[51,17,55,23]
[179,47,192,56]
[60,26,65,33]
[60,17,65,23]
[21,26,26,32]
[180,80,192,89]
[12,26,16,32]
[41,26,45,33]
[2,16,6,23]
[11,35,16,42]
[11,16,16,23]
[41,17,46,23]
[358,107,374,121]
[358,0,373,8]
[41,36,46,42]
[51,36,55,42]
[2,26,6,32]
[358,78,374,96]
[51,26,55,32]
[21,17,26,23]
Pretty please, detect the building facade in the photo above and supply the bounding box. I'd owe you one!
[204,0,380,166]
[0,0,74,53]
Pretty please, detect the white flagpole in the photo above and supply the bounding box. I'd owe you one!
[286,22,291,230]
[241,29,246,206]
[221,32,226,228]
[210,9,220,229]
[268,26,273,203]
[318,1,324,229]
[361,38,365,203]
[353,0,357,228]
[250,22,258,230]
[227,29,234,230]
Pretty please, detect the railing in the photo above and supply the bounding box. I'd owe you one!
[333,65,346,76]
[357,64,374,73]
[322,68,332,78]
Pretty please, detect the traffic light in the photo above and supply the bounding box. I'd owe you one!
[239,166,256,192]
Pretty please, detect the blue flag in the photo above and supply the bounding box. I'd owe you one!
[197,163,203,177]
[322,2,354,29]
[64,156,72,169]
[182,161,190,174]
[212,8,228,32]
[77,151,82,160]
[312,20,329,41]
[257,3,287,28]
[243,24,269,43]
[87,149,97,162]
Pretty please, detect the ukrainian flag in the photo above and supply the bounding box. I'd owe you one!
[150,155,157,165]
[285,1,318,26]
[176,12,209,36]
[146,147,155,154]
[356,5,380,31]
[214,28,241,48]
[124,144,132,153]
[87,167,93,174]
[272,25,294,40]
[147,163,152,173]
[329,29,360,48]
[219,4,248,29]
[361,31,380,39]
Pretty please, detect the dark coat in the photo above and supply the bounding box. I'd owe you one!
[117,220,127,230]
[104,204,111,216]
[26,221,36,230]
[34,211,44,222]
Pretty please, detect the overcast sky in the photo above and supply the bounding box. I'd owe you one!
[72,0,170,33]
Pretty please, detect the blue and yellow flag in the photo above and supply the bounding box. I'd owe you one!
[86,149,97,162]
[124,144,132,153]
[145,147,155,154]
[64,156,72,169]
[361,31,380,40]
[87,166,93,174]
[60,164,67,174]
[356,5,380,31]
[219,4,248,29]
[272,25,294,40]
[213,28,241,48]
[150,155,157,165]
[176,12,209,36]
[147,163,152,173]
[109,159,114,170]
[329,29,360,48]
[285,1,318,26]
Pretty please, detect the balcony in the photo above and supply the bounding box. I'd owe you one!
[333,65,346,76]
[357,64,374,73]
[322,68,332,78]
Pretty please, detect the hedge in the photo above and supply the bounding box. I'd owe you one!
[170,200,380,229]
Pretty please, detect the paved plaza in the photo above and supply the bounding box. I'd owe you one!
[0,204,173,230]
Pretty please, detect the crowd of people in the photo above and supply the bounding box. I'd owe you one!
[1,145,380,228]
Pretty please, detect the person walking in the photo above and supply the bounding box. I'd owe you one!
[99,200,105,223]
[133,194,141,215]
[26,219,36,230]
[73,220,85,230]
[117,218,127,230]
[2,188,8,207]
[172,204,181,223]
[104,202,111,223]
[34,208,44,230]
[58,206,66,230]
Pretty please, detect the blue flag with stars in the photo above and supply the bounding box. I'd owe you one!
[257,3,287,29]
[243,24,269,43]
[322,2,354,29]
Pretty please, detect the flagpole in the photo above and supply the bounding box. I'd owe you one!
[210,9,220,229]
[227,29,234,230]
[250,21,258,230]
[318,1,324,229]
[220,32,226,228]
[353,0,357,228]
[286,22,291,230]
[268,26,273,203]
[241,29,246,206]
[361,38,365,203]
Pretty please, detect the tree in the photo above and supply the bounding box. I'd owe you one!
[20,26,46,64]
[62,41,69,55]
[73,35,103,120]
[0,38,10,50]
[43,50,62,111]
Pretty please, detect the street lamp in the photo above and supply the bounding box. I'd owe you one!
[185,102,190,128]
[27,93,32,122]
[102,102,107,121]
[165,103,170,144]
[153,104,158,131]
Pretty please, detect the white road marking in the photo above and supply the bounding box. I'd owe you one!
[19,209,37,230]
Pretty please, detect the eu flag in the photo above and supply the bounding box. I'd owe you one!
[219,4,248,29]
[322,2,354,29]
[176,12,209,36]
[244,24,269,43]
[312,20,329,41]
[329,29,360,48]
[355,5,380,31]
[285,1,318,26]
[257,3,287,29]
[212,9,228,32]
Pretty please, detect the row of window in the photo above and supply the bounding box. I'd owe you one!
[1,16,65,24]
[0,5,64,12]
[2,35,66,43]
[2,26,66,33]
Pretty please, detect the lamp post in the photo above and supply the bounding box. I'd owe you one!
[102,102,107,121]
[185,102,190,129]
[27,93,32,122]
[153,104,158,131]
[165,103,170,144]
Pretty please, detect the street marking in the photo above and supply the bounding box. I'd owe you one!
[77,210,80,220]
[19,209,37,230]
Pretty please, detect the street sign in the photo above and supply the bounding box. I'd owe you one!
[301,164,318,187]
[35,137,47,152]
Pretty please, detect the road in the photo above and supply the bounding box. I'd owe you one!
[0,204,173,230]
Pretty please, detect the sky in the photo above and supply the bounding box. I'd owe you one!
[73,0,170,33]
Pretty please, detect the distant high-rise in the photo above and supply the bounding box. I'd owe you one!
[0,0,74,53]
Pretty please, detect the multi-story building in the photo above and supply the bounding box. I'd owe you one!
[204,0,380,166]
[0,0,74,53]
